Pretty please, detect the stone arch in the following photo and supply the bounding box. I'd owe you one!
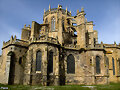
[67,54,75,74]
[7,51,14,56]
[48,46,56,56]
[35,48,44,53]
[7,51,15,85]
[96,55,101,74]
[45,18,48,23]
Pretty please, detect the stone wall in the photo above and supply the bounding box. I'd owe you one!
[105,47,120,83]
[63,49,108,85]
[23,43,59,85]
[0,45,27,84]
[1,5,120,86]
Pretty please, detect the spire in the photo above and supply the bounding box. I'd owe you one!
[44,8,45,13]
[49,4,51,11]
[28,25,31,29]
[14,35,17,39]
[10,35,13,43]
[114,41,116,46]
[81,7,84,12]
[24,24,26,28]
[58,4,59,8]
[77,9,79,14]
[70,10,71,14]
[14,35,17,41]
[66,7,67,14]
[101,41,103,48]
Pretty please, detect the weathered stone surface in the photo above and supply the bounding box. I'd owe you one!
[0,5,120,86]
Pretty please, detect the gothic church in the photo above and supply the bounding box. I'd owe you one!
[0,5,120,85]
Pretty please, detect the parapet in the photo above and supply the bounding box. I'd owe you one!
[43,5,71,18]
[2,35,29,49]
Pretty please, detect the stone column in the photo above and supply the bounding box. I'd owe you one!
[58,12,63,45]
[89,33,94,48]
[54,50,59,86]
[91,56,96,84]
[77,24,86,48]
[23,50,32,85]
[42,48,47,86]
[5,56,11,84]
[30,21,40,40]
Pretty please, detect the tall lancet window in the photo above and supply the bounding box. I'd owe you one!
[96,56,101,74]
[36,50,42,71]
[51,16,56,31]
[67,54,75,74]
[48,51,53,73]
[62,20,65,32]
[45,18,48,32]
[112,57,115,75]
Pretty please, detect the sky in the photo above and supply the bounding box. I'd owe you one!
[0,0,120,54]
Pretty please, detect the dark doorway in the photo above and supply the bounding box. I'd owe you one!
[8,52,15,85]
[47,51,53,86]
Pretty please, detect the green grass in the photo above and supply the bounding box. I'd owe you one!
[0,83,120,90]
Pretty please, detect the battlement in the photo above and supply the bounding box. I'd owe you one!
[2,36,29,49]
[43,5,71,18]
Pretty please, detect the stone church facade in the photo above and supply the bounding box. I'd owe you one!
[0,5,120,85]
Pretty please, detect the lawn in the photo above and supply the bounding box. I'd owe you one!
[0,83,120,90]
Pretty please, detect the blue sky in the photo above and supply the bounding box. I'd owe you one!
[0,0,120,54]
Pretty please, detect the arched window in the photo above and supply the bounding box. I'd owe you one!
[96,56,101,74]
[45,18,48,24]
[112,57,115,75]
[45,18,48,32]
[94,38,96,47]
[118,58,120,74]
[51,17,55,31]
[62,20,65,32]
[36,51,42,71]
[48,51,53,73]
[67,19,70,25]
[67,54,75,74]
